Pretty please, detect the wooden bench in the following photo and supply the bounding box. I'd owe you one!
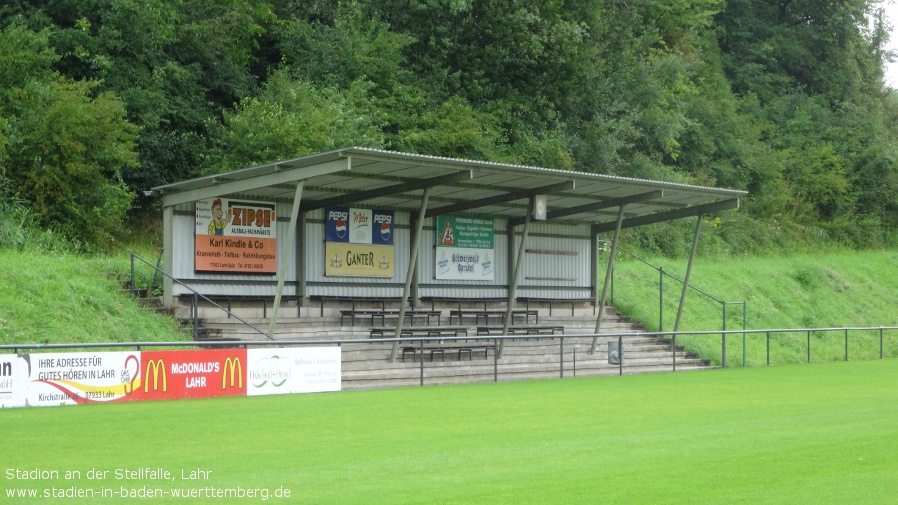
[369,326,469,338]
[448,309,538,325]
[476,325,565,336]
[310,296,408,317]
[516,297,595,316]
[401,344,492,362]
[177,293,302,318]
[419,296,508,311]
[341,309,442,326]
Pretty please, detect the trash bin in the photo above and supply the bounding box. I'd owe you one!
[608,339,622,364]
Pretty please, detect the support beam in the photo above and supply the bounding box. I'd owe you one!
[673,215,703,334]
[390,188,432,362]
[162,205,174,307]
[160,158,349,208]
[590,204,626,354]
[435,181,573,222]
[591,198,739,234]
[268,182,304,338]
[500,197,535,356]
[547,190,662,221]
[302,171,472,211]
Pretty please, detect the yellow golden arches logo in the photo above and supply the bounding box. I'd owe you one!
[222,357,243,389]
[144,359,167,392]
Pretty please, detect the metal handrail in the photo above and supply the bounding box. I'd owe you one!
[601,242,747,365]
[129,252,275,342]
[5,325,895,365]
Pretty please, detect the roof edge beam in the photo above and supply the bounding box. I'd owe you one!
[301,171,473,211]
[548,190,663,221]
[161,158,350,208]
[435,180,575,221]
[591,198,740,234]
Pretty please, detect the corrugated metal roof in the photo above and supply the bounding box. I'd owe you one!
[153,147,746,225]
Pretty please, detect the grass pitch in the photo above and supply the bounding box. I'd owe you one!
[3,361,898,504]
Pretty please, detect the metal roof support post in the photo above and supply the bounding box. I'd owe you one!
[162,205,174,307]
[673,215,703,335]
[590,204,626,355]
[268,182,304,338]
[390,187,432,362]
[500,197,535,357]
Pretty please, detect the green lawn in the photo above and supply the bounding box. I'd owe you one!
[3,361,897,504]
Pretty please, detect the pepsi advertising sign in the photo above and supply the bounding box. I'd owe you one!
[325,207,393,245]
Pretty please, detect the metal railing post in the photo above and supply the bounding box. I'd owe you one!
[742,302,747,368]
[192,292,199,341]
[493,339,498,382]
[659,267,663,332]
[722,302,727,368]
[560,337,564,379]
[420,339,424,386]
[619,335,623,376]
[672,334,676,372]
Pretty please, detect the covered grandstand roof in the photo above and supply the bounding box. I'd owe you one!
[153,147,747,229]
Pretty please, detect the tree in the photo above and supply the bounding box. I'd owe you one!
[0,24,137,249]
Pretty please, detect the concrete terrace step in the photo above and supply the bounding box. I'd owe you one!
[151,299,718,388]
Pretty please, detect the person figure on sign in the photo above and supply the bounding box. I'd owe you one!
[208,199,232,235]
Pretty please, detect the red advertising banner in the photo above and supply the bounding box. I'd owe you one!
[133,349,247,401]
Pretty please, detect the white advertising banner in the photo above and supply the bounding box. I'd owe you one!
[435,215,495,280]
[0,354,22,408]
[22,352,141,407]
[246,348,341,396]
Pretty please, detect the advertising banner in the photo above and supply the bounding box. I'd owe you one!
[247,347,341,396]
[435,215,495,280]
[0,354,22,408]
[325,207,394,245]
[325,206,394,277]
[134,349,247,401]
[22,352,141,407]
[195,198,277,274]
[324,243,394,277]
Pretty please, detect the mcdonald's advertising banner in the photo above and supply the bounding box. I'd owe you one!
[247,347,341,396]
[324,206,395,277]
[0,348,341,408]
[136,349,247,401]
[435,215,495,281]
[195,197,277,274]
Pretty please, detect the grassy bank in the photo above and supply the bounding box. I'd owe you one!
[0,249,188,346]
[608,248,898,366]
[3,246,898,367]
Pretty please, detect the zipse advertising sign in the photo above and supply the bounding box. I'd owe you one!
[1,347,341,408]
[195,197,277,274]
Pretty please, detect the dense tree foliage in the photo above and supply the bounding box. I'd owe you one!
[0,0,896,252]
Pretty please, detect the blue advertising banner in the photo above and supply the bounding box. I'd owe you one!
[325,207,393,245]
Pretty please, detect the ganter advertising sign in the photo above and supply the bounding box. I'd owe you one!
[435,215,495,280]
[324,206,395,277]
[195,197,277,274]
